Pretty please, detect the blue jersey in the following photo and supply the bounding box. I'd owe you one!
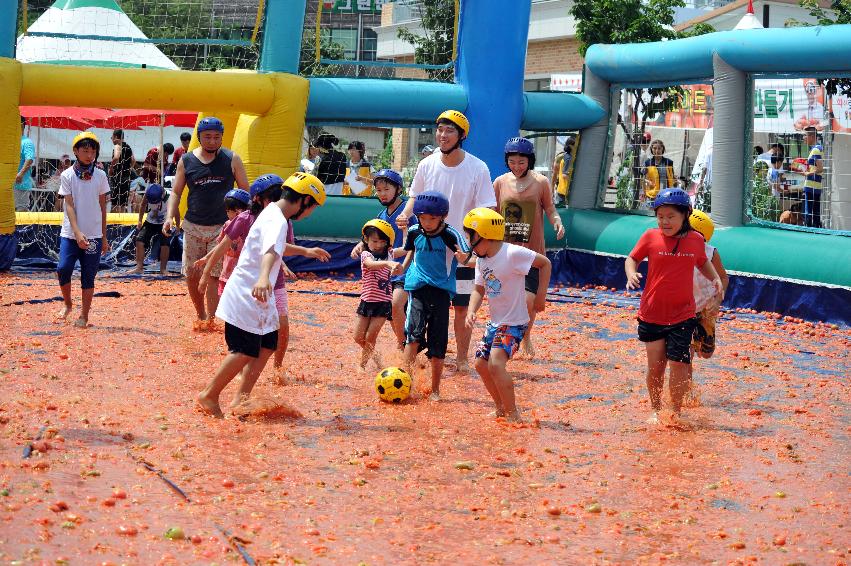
[403,223,470,297]
[377,197,416,283]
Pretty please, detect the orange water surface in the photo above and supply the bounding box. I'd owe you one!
[0,272,848,565]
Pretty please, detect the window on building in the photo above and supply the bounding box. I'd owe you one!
[361,28,377,61]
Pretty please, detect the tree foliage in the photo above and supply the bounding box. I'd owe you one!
[298,31,347,77]
[396,0,455,80]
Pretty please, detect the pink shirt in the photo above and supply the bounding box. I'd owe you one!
[222,210,290,289]
[493,171,554,255]
[360,251,392,303]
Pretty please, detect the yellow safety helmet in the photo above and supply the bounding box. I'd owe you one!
[463,208,505,241]
[436,110,470,138]
[362,219,395,243]
[690,209,714,242]
[72,131,100,150]
[283,172,326,206]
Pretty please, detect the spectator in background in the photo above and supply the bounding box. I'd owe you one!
[14,117,35,212]
[169,132,192,176]
[421,145,435,158]
[343,140,374,197]
[638,132,652,166]
[766,143,786,197]
[753,146,765,160]
[642,139,675,206]
[141,143,175,184]
[313,132,347,196]
[550,135,576,206]
[109,129,135,212]
[802,126,824,228]
[299,143,321,173]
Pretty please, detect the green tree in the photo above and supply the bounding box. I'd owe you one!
[299,31,346,77]
[571,0,714,208]
[396,0,455,81]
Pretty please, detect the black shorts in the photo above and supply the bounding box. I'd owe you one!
[136,221,167,249]
[524,266,540,294]
[357,300,392,320]
[637,317,698,364]
[451,266,474,307]
[406,285,451,359]
[110,182,131,207]
[391,279,406,291]
[224,322,278,359]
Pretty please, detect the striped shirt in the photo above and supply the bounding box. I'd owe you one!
[805,144,823,190]
[360,250,392,303]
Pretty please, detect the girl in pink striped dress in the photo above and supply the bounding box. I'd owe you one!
[354,219,403,370]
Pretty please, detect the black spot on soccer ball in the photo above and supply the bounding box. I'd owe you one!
[393,378,403,388]
[377,385,385,394]
[381,369,392,378]
[392,397,402,403]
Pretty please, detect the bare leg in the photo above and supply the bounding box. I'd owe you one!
[273,315,290,375]
[668,360,690,415]
[205,274,220,322]
[198,353,249,418]
[58,282,73,320]
[232,347,276,405]
[159,245,170,275]
[129,241,145,274]
[519,291,536,359]
[487,349,519,420]
[363,317,387,370]
[353,315,371,369]
[76,287,94,328]
[186,269,207,322]
[390,288,408,350]
[644,339,667,423]
[475,356,504,416]
[453,305,471,372]
[402,341,419,375]
[429,357,445,400]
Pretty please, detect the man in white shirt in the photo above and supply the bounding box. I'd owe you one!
[396,110,496,372]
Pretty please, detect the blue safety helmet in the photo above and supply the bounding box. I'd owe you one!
[225,188,250,206]
[504,137,536,171]
[373,168,403,190]
[144,183,165,204]
[197,117,224,134]
[250,174,284,199]
[652,188,691,209]
[413,190,449,217]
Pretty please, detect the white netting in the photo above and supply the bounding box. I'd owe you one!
[17,0,265,71]
[300,0,457,82]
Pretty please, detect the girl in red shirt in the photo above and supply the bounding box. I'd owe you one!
[625,189,723,427]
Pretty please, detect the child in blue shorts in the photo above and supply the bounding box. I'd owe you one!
[400,191,469,400]
[463,208,551,422]
[57,132,110,328]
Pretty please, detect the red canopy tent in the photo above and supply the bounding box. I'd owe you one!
[20,107,198,131]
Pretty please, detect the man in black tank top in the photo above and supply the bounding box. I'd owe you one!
[163,117,249,328]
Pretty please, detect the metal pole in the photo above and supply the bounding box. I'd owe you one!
[158,113,165,186]
[357,12,363,78]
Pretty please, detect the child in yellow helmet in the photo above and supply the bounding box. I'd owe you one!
[198,173,331,418]
[463,208,552,422]
[686,210,729,405]
[354,219,405,370]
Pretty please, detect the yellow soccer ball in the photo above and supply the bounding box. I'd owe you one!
[374,367,412,403]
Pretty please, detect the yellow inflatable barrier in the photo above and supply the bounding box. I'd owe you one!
[15,212,140,226]
[1,59,309,235]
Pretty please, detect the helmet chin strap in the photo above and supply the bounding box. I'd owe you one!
[440,137,464,155]
[468,234,488,259]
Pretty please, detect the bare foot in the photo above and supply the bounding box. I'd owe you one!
[487,409,506,418]
[456,359,470,374]
[206,319,222,332]
[428,392,441,401]
[57,304,73,321]
[505,409,523,423]
[683,385,702,408]
[646,412,660,425]
[127,267,144,275]
[196,393,224,418]
[192,319,208,332]
[73,317,88,328]
[664,412,693,431]
[159,270,169,276]
[228,393,249,411]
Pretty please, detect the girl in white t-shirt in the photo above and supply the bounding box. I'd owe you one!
[197,172,331,418]
[57,132,110,328]
[462,208,552,422]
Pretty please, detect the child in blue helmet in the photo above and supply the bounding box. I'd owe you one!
[400,190,470,400]
[129,183,172,275]
[624,188,723,428]
[350,168,416,350]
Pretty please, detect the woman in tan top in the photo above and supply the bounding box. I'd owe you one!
[493,137,565,359]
